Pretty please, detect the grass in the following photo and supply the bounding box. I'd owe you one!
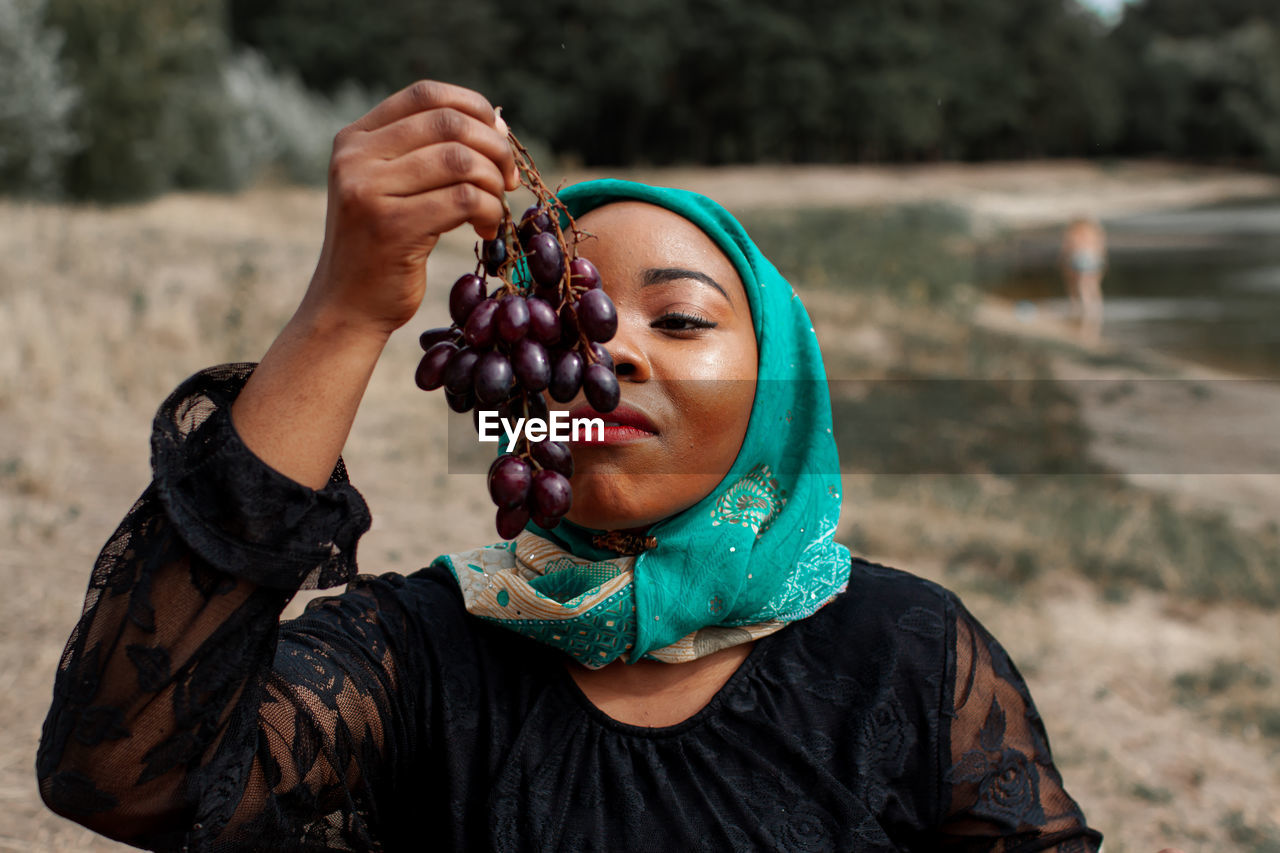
[1173,658,1280,745]
[1130,782,1175,804]
[1174,659,1273,704]
[1223,811,1280,853]
[739,202,980,311]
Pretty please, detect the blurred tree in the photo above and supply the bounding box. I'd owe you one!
[1114,0,1278,38]
[227,0,1129,166]
[42,0,374,201]
[46,0,245,199]
[0,0,80,196]
[1007,0,1124,157]
[229,0,425,94]
[1113,0,1280,165]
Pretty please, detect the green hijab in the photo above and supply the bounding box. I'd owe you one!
[435,179,850,666]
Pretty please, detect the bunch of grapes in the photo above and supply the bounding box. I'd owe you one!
[414,130,619,539]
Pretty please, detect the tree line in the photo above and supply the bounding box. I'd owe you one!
[2,0,1278,201]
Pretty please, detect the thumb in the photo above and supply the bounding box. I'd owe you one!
[494,107,518,191]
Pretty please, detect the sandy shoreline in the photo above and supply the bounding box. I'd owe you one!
[559,158,1280,232]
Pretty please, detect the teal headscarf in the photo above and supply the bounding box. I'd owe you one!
[436,179,850,666]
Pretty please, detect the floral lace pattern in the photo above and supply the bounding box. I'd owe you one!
[36,365,1103,852]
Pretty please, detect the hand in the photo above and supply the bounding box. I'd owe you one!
[300,80,519,341]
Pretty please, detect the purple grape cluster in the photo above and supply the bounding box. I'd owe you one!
[415,198,620,539]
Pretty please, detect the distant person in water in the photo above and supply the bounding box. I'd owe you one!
[1061,216,1106,344]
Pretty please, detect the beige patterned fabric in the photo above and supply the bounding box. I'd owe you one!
[442,531,788,667]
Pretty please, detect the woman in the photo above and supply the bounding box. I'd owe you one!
[37,80,1174,852]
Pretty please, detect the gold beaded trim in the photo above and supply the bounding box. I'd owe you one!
[591,531,658,556]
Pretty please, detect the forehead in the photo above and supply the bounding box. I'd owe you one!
[574,202,745,291]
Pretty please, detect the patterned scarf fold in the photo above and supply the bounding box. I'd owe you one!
[436,179,851,668]
[437,530,792,669]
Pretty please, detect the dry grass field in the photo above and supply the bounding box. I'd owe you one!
[2,161,1279,851]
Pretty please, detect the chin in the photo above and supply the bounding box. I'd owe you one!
[564,474,657,530]
[565,472,720,531]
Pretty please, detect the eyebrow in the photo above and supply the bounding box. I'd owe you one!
[641,267,733,305]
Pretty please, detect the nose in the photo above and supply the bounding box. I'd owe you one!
[606,310,650,382]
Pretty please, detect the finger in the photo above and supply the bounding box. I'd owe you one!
[392,182,507,242]
[373,142,508,202]
[362,108,516,184]
[352,80,496,134]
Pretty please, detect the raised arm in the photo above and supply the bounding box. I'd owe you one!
[232,79,517,488]
[37,79,517,848]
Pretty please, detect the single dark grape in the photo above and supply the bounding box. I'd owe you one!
[532,512,561,530]
[487,453,505,485]
[529,470,572,518]
[525,390,549,423]
[534,282,560,305]
[495,504,531,540]
[444,387,475,413]
[448,274,487,327]
[482,223,508,276]
[527,232,565,288]
[496,394,522,422]
[474,350,515,404]
[577,289,617,343]
[583,363,621,412]
[444,347,480,396]
[415,341,457,391]
[549,350,584,403]
[530,439,574,478]
[518,205,553,247]
[526,297,561,346]
[569,257,601,290]
[588,342,613,371]
[419,326,457,352]
[488,454,532,510]
[463,297,500,347]
[496,294,530,344]
[559,303,579,342]
[511,338,550,392]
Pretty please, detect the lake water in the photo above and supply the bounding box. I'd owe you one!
[983,198,1280,378]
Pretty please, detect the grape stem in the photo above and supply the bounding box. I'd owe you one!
[505,129,596,298]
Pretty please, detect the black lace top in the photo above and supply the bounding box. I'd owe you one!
[36,365,1103,852]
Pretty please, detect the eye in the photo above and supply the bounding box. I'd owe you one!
[651,311,717,333]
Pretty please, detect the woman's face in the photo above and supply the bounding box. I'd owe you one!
[553,202,758,530]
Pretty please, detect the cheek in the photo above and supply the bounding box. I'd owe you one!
[667,372,755,468]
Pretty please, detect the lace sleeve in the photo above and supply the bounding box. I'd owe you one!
[34,364,425,851]
[935,600,1104,853]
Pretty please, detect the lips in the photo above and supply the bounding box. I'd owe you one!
[568,403,659,444]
